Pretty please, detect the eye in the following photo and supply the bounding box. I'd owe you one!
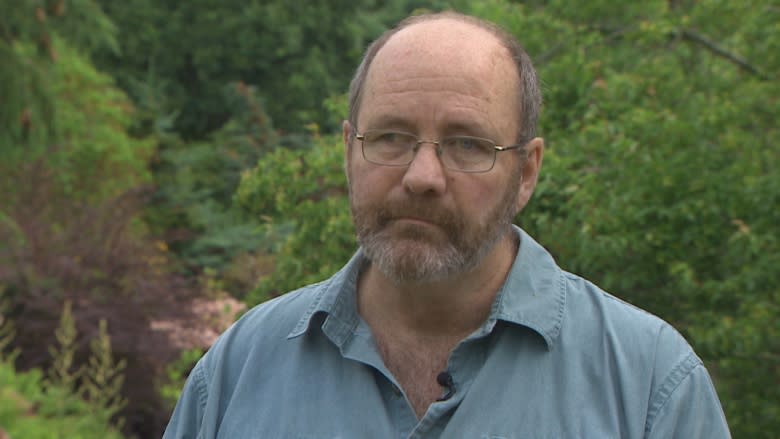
[446,136,491,152]
[366,131,409,146]
[456,137,478,150]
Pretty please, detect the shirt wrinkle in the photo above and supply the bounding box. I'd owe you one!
[644,351,703,435]
[194,362,208,416]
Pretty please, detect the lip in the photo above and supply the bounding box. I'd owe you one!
[393,217,439,227]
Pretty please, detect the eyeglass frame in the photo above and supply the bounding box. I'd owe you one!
[351,128,529,173]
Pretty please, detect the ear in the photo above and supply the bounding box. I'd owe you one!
[343,120,353,150]
[343,120,354,181]
[515,137,544,212]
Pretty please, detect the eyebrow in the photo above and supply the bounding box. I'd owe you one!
[362,115,416,132]
[363,116,495,139]
[441,121,494,139]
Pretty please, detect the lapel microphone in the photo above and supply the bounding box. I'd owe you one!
[436,371,455,401]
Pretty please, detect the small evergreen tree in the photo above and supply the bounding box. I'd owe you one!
[46,300,79,392]
[79,319,128,429]
[0,294,17,361]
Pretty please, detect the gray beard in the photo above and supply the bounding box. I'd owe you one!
[358,221,507,285]
[351,182,519,285]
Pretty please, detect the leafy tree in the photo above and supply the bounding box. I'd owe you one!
[143,83,281,284]
[93,0,433,137]
[235,130,352,304]
[0,35,154,300]
[0,3,181,438]
[0,0,117,150]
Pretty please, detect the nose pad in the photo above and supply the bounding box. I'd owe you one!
[409,143,444,169]
[411,141,443,162]
[403,143,447,194]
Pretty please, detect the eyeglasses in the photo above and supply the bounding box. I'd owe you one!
[354,129,526,173]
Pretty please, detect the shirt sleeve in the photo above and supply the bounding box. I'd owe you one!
[162,361,209,439]
[645,356,731,439]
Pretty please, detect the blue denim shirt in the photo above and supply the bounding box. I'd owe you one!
[164,227,730,438]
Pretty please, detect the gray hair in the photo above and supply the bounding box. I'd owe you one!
[347,11,542,144]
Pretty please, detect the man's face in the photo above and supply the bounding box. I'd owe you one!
[345,19,534,285]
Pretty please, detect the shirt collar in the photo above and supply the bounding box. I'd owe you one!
[289,226,565,348]
[491,226,565,348]
[288,250,365,343]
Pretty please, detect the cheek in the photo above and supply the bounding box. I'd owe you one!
[348,163,396,201]
[452,177,508,220]
[458,179,495,205]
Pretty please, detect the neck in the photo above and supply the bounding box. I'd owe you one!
[358,232,518,337]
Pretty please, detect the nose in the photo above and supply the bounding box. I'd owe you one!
[401,142,447,195]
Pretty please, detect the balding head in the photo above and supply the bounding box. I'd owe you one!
[348,11,541,144]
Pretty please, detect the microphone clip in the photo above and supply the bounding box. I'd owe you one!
[436,371,455,401]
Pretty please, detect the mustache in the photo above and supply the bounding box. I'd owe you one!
[374,200,461,229]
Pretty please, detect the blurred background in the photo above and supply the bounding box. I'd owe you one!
[0,0,777,437]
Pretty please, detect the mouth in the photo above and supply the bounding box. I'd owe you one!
[393,216,436,226]
[373,202,456,234]
[385,217,450,240]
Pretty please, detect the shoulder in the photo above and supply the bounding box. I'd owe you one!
[162,280,333,439]
[185,280,329,396]
[561,271,729,430]
[561,270,696,357]
[560,271,709,404]
[205,279,328,363]
[237,281,326,330]
[561,270,689,352]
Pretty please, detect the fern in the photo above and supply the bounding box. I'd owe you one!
[79,318,128,428]
[46,300,79,391]
[0,293,18,361]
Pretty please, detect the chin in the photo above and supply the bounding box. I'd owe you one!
[366,239,466,284]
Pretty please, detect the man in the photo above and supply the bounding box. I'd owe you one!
[164,11,730,438]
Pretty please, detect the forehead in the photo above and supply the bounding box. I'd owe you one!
[360,19,520,135]
[379,18,507,64]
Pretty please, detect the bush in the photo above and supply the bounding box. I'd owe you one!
[0,301,125,439]
[0,360,125,439]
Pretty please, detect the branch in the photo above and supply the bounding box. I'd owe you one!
[536,25,632,66]
[679,29,771,80]
[535,24,772,82]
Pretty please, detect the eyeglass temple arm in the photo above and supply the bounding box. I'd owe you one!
[494,144,526,152]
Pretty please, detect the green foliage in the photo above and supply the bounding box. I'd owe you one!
[0,360,125,439]
[0,295,17,361]
[93,0,429,137]
[79,319,128,429]
[236,131,353,304]
[144,84,280,283]
[0,38,156,309]
[0,0,118,148]
[46,300,79,392]
[0,301,126,439]
[46,40,152,202]
[1,38,153,211]
[1,1,150,213]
